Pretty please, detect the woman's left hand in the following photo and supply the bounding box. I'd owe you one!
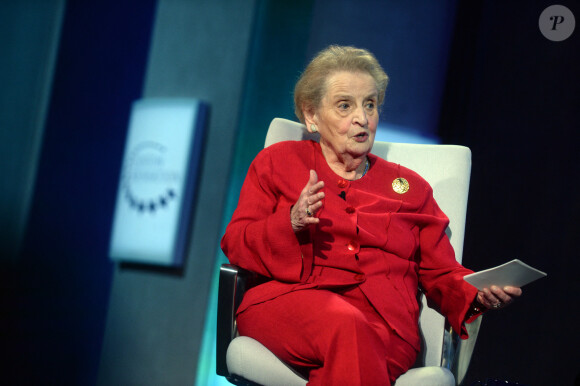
[477,285,522,310]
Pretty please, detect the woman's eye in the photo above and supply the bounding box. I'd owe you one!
[365,102,376,110]
[338,103,350,110]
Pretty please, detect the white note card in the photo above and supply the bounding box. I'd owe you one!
[464,259,547,290]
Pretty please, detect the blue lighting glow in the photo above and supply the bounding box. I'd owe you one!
[374,122,440,145]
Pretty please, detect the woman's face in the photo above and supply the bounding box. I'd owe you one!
[306,71,379,162]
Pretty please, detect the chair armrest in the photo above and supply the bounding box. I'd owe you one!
[442,315,483,385]
[216,264,270,376]
[451,315,483,385]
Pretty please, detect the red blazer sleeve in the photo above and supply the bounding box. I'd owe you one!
[415,184,479,338]
[220,147,312,283]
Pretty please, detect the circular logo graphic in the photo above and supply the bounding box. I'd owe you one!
[539,5,575,42]
[121,141,180,213]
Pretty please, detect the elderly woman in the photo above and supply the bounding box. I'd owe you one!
[221,45,521,385]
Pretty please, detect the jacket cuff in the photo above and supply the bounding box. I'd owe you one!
[465,295,488,324]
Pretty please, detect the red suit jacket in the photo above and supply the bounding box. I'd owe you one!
[221,140,479,351]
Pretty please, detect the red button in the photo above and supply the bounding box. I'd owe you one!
[354,273,365,281]
[345,206,355,214]
[337,179,348,188]
[347,240,360,252]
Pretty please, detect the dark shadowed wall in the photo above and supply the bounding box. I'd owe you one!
[441,2,580,384]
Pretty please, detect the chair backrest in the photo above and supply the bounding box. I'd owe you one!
[265,118,472,367]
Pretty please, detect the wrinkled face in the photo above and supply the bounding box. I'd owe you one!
[306,71,379,162]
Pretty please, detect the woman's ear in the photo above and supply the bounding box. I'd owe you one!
[303,104,318,132]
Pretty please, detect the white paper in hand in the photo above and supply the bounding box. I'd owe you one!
[464,259,547,290]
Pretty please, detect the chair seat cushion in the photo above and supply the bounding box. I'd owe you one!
[227,336,454,386]
[227,336,307,386]
[393,366,454,386]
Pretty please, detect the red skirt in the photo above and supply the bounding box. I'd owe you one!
[237,285,417,385]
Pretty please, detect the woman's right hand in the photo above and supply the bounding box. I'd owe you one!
[291,170,325,233]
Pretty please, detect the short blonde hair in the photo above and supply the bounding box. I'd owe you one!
[294,45,389,123]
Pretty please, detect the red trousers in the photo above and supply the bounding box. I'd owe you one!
[237,286,417,385]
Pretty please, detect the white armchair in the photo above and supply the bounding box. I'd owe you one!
[216,118,481,385]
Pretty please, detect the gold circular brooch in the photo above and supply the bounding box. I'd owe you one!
[392,177,409,194]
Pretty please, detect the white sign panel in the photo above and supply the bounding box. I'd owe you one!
[109,98,207,266]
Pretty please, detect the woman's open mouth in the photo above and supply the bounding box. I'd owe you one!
[353,132,369,142]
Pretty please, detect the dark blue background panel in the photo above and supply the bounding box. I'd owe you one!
[8,1,156,384]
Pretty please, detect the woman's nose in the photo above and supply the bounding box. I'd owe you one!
[353,106,368,126]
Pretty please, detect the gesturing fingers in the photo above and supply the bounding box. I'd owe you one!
[303,170,325,216]
[291,170,325,232]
